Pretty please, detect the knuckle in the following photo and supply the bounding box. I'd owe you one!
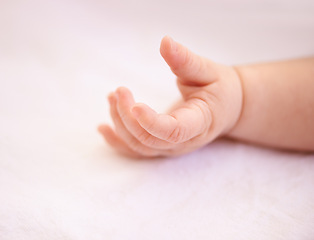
[167,124,186,143]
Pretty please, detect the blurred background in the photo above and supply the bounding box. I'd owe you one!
[0,0,314,239]
[1,0,314,123]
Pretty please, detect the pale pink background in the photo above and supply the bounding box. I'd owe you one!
[0,0,314,239]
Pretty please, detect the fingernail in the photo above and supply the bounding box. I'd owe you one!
[108,92,116,104]
[97,124,107,133]
[168,36,177,52]
[131,106,140,119]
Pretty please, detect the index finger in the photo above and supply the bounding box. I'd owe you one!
[131,98,212,143]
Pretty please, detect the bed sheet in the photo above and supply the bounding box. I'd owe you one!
[1,0,314,239]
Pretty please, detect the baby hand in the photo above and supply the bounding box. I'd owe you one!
[98,36,243,157]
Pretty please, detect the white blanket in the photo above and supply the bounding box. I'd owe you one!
[1,0,314,239]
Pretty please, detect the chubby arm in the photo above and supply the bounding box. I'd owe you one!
[229,58,314,151]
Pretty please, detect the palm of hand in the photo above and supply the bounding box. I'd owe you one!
[98,37,243,157]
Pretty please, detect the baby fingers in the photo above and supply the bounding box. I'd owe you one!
[107,90,174,157]
[131,97,212,144]
[115,87,177,150]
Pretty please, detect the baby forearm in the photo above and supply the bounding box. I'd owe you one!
[228,58,314,151]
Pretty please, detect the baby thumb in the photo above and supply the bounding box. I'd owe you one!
[160,36,217,86]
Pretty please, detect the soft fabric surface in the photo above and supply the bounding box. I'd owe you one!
[1,0,314,239]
